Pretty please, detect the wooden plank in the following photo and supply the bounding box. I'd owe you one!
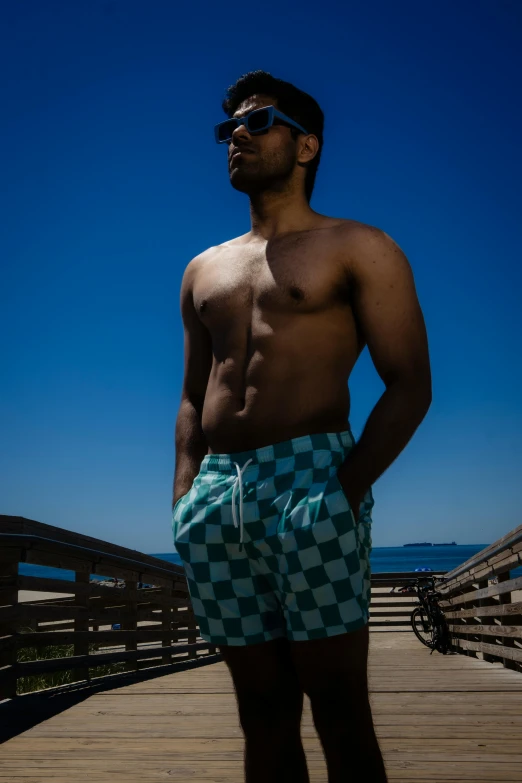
[122,580,138,673]
[23,548,94,575]
[14,575,188,600]
[0,555,17,700]
[443,523,522,581]
[0,516,186,578]
[3,603,172,625]
[369,620,411,626]
[440,575,522,607]
[444,602,522,619]
[498,571,521,672]
[471,553,522,584]
[2,537,181,588]
[72,572,90,684]
[13,627,199,649]
[445,550,521,592]
[452,637,522,663]
[449,623,522,638]
[371,572,446,580]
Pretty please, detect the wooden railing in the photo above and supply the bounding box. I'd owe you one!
[5,512,519,703]
[0,515,219,701]
[439,524,522,671]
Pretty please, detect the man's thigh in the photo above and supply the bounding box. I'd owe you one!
[289,624,370,707]
[219,636,299,695]
[219,637,304,725]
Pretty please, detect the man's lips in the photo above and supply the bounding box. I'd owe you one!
[230,148,255,160]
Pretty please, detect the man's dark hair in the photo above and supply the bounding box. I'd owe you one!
[221,71,324,203]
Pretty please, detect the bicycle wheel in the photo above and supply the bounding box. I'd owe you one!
[432,616,452,654]
[411,606,434,648]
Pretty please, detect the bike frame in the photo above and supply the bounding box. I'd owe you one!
[410,576,451,653]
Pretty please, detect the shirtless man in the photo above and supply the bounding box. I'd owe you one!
[172,71,431,783]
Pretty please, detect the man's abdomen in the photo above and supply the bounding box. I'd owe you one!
[201,359,352,453]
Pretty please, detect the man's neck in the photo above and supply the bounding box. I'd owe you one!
[247,190,319,242]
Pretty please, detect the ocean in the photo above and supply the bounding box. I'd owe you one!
[18,544,522,583]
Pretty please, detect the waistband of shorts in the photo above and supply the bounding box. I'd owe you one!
[199,430,355,474]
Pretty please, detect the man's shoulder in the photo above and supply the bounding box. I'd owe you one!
[335,220,411,286]
[333,218,404,261]
[184,245,220,276]
[187,234,249,268]
[333,217,388,244]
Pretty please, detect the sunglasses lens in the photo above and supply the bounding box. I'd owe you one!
[248,107,270,132]
[216,108,272,142]
[216,120,237,142]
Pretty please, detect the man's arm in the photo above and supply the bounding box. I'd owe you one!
[172,257,213,509]
[338,226,432,516]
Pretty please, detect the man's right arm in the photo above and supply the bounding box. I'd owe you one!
[172,257,213,509]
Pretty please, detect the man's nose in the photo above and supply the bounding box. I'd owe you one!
[230,121,251,144]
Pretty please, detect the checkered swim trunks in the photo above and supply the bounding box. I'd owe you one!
[172,430,374,647]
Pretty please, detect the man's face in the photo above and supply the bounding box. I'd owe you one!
[227,94,299,197]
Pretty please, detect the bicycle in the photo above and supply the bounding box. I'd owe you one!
[398,576,452,654]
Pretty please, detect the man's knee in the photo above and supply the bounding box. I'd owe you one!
[237,680,304,736]
[310,681,374,745]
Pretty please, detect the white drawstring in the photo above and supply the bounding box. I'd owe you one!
[231,458,253,549]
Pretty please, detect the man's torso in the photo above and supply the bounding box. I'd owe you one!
[190,216,370,453]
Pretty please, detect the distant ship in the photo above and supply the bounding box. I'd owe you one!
[403,541,457,547]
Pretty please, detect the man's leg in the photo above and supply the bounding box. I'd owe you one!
[219,636,310,783]
[290,624,387,783]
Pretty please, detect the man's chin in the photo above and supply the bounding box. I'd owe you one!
[229,173,263,196]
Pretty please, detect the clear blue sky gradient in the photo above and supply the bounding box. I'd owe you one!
[2,1,521,552]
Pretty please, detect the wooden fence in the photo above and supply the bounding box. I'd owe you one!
[439,523,522,671]
[0,515,219,701]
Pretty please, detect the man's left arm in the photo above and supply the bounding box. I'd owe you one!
[338,226,432,519]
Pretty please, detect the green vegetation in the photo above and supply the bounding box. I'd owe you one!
[16,627,129,695]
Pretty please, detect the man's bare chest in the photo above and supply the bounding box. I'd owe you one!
[193,232,351,324]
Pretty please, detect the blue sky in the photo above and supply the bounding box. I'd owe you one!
[1,0,521,553]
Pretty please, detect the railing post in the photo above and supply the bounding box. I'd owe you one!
[498,571,518,671]
[186,593,198,660]
[123,580,138,673]
[477,578,497,663]
[0,551,19,700]
[72,571,90,684]
[459,583,478,658]
[161,586,173,666]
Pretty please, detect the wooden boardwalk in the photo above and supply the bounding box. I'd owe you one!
[1,632,522,782]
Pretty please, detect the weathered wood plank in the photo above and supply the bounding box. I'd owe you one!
[443,523,522,582]
[440,575,522,606]
[449,623,522,638]
[452,637,522,663]
[444,602,522,619]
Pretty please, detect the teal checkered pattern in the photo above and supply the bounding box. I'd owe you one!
[172,430,374,646]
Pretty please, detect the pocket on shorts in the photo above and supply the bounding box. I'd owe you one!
[329,469,357,527]
[172,491,193,541]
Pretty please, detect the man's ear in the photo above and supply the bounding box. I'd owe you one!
[299,134,319,164]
